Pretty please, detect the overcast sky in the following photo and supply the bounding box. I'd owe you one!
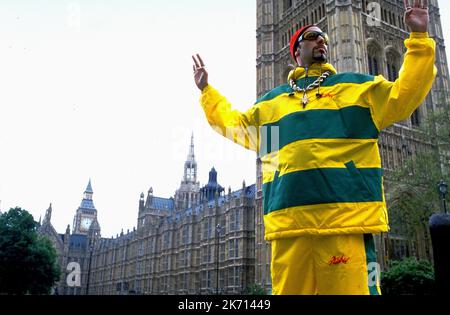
[1,0,449,238]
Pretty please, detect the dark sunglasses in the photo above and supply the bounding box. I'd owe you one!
[298,31,329,44]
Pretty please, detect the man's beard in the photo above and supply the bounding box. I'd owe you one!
[313,54,327,63]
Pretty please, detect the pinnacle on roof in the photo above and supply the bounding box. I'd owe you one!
[187,132,195,162]
[85,178,93,193]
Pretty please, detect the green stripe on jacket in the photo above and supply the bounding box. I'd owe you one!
[259,106,379,157]
[262,161,383,215]
[255,73,375,104]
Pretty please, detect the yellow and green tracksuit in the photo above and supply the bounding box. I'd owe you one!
[200,32,437,294]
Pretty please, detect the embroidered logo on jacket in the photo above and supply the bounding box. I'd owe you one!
[328,255,350,265]
[321,93,336,99]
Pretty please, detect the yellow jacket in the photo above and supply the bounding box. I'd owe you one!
[200,32,437,241]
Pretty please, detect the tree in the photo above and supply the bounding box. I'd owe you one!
[0,207,60,295]
[381,258,435,295]
[388,106,450,253]
[389,151,442,238]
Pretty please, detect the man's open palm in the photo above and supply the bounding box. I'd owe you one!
[403,0,429,33]
[192,54,208,91]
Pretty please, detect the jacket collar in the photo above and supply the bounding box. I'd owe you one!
[287,62,337,82]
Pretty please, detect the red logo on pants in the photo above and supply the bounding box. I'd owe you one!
[328,255,350,265]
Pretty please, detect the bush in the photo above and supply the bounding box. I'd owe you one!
[381,258,435,295]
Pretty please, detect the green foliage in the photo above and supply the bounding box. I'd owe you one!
[245,283,267,295]
[0,207,60,295]
[389,151,442,237]
[381,258,435,295]
[389,106,450,238]
[418,106,450,151]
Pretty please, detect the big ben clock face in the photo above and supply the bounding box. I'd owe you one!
[80,217,93,231]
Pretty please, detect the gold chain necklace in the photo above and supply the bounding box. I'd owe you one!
[289,71,331,106]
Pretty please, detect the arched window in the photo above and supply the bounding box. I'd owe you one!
[411,110,421,126]
[368,57,379,75]
[386,62,397,81]
[283,0,293,12]
[386,47,401,81]
[367,40,382,75]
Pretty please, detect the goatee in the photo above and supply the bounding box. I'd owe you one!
[313,54,327,62]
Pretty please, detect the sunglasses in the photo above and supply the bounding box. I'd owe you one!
[298,31,329,44]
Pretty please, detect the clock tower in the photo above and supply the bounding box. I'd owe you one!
[73,179,99,235]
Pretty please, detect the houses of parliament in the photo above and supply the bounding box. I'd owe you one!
[39,0,449,295]
[39,135,258,295]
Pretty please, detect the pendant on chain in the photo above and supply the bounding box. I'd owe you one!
[302,94,309,107]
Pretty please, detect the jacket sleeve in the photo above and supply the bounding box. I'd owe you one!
[200,85,260,152]
[367,32,437,130]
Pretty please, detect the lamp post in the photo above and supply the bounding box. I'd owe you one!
[215,223,222,295]
[438,179,448,214]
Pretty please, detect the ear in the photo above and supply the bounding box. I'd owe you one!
[294,45,301,64]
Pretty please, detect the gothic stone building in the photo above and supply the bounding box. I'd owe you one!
[38,180,101,295]
[39,136,257,295]
[255,0,450,290]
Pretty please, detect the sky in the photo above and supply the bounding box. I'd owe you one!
[0,0,449,238]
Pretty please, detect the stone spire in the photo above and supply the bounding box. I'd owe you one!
[187,132,195,163]
[44,203,52,223]
[174,134,200,210]
[183,132,197,183]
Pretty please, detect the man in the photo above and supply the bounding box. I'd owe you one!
[192,0,436,295]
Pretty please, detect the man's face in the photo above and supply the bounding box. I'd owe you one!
[295,26,328,66]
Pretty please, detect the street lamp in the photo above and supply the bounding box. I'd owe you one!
[215,223,222,295]
[438,179,448,214]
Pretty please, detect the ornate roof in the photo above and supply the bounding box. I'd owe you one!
[80,198,96,210]
[85,179,93,193]
[147,197,174,211]
[66,234,87,251]
[183,184,256,217]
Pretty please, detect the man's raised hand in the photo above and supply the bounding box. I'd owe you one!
[403,0,429,33]
[192,54,208,91]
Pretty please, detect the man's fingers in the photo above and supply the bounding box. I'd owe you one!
[413,0,420,7]
[192,55,200,68]
[403,0,410,9]
[197,54,205,67]
[423,0,428,9]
